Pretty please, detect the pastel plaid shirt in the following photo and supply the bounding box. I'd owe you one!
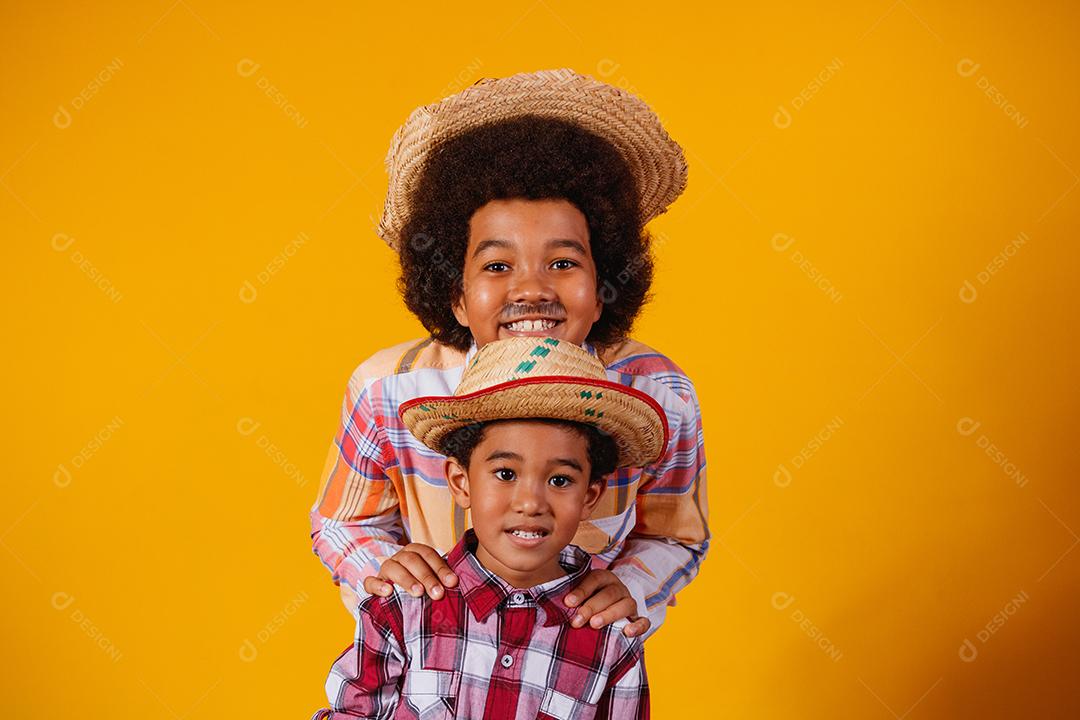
[312,529,649,720]
[310,336,709,633]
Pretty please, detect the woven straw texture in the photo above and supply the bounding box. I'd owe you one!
[399,337,667,468]
[377,67,688,250]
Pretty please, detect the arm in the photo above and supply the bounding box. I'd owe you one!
[593,641,650,720]
[318,598,407,719]
[607,372,710,636]
[310,372,405,606]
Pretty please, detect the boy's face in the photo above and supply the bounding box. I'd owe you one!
[444,420,604,588]
[452,198,603,349]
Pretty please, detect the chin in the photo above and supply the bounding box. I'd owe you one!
[487,537,561,574]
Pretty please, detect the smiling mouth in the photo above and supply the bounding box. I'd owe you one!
[507,528,549,539]
[504,526,551,547]
[501,318,562,333]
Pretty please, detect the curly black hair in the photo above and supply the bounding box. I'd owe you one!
[396,114,655,351]
[439,418,618,485]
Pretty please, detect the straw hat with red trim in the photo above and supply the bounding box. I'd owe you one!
[398,337,668,468]
[377,67,688,251]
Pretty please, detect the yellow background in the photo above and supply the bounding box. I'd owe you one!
[4,1,1078,717]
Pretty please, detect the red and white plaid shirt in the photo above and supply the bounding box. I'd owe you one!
[312,529,649,720]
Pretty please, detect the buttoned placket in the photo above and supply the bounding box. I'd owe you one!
[484,591,538,720]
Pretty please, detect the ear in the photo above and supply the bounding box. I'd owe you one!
[445,457,472,510]
[579,478,606,521]
[452,290,470,329]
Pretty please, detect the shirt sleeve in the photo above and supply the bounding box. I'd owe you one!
[607,368,710,636]
[310,371,406,603]
[593,639,650,720]
[318,597,407,719]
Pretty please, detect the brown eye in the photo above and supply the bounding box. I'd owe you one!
[548,475,573,488]
[495,469,515,482]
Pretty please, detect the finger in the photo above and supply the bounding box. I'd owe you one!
[578,584,628,617]
[564,571,611,608]
[588,597,638,629]
[570,585,626,628]
[622,617,651,638]
[362,575,394,598]
[395,551,446,599]
[377,558,425,598]
[405,544,459,588]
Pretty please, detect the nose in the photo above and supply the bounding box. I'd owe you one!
[508,266,555,304]
[511,478,549,516]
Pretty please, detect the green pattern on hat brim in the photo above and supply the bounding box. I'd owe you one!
[399,337,667,468]
[400,377,667,469]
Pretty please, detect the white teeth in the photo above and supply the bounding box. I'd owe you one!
[505,319,557,332]
[510,529,545,539]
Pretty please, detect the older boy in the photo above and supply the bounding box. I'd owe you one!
[311,69,709,639]
[311,337,664,719]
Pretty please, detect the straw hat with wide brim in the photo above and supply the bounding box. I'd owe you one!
[399,337,668,468]
[377,67,688,251]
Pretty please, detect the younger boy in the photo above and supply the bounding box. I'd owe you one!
[310,337,666,719]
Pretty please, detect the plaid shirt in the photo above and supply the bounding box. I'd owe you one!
[312,529,649,720]
[311,337,709,633]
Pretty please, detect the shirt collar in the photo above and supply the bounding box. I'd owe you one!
[463,339,598,368]
[446,529,591,627]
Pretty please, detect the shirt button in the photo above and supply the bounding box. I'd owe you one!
[500,654,514,668]
[511,592,525,604]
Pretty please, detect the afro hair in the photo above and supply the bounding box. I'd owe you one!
[395,114,655,351]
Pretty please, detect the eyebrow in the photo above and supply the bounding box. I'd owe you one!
[546,238,588,255]
[472,238,511,258]
[471,237,588,258]
[484,450,523,462]
[482,451,584,472]
[552,457,584,472]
